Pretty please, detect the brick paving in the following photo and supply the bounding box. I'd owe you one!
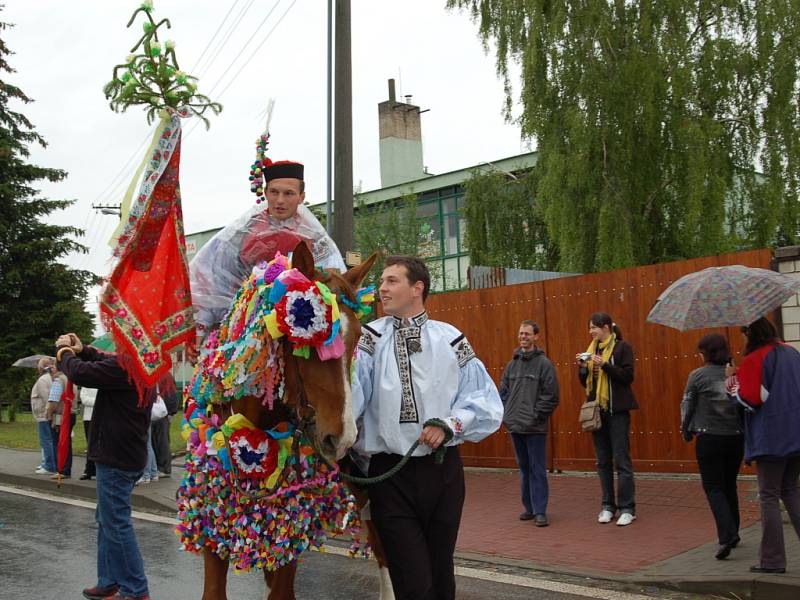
[458,469,761,573]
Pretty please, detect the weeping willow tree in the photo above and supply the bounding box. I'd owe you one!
[463,168,557,269]
[448,0,800,272]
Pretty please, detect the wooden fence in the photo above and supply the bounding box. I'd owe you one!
[425,249,773,472]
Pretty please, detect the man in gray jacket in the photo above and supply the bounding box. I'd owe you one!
[500,320,559,526]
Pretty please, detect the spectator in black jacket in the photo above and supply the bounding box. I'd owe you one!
[56,333,152,600]
[500,320,559,527]
[151,373,178,477]
[681,333,743,560]
[576,312,638,526]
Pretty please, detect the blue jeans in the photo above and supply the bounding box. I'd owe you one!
[511,433,549,516]
[37,421,56,472]
[144,428,158,479]
[95,463,149,597]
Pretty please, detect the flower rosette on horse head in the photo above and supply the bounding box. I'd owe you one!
[176,246,377,573]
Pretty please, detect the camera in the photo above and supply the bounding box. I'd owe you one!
[578,352,592,362]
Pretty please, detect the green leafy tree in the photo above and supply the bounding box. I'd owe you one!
[0,19,96,420]
[463,168,557,270]
[449,0,800,272]
[353,194,442,292]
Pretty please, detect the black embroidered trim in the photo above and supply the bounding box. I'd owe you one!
[392,311,429,329]
[451,334,476,368]
[358,326,380,356]
[395,326,420,423]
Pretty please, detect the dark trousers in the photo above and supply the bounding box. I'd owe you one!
[695,433,743,545]
[510,433,549,516]
[756,456,800,569]
[368,449,465,600]
[592,411,635,514]
[82,419,96,477]
[150,416,171,474]
[51,413,75,476]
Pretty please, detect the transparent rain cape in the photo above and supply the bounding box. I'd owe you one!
[189,203,343,332]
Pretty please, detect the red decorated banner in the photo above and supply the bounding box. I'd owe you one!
[100,123,195,400]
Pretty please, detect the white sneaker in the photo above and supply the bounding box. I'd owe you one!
[616,513,636,526]
[598,510,614,524]
[35,467,53,475]
[151,475,159,482]
[136,476,150,485]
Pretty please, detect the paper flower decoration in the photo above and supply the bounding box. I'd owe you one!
[229,427,278,480]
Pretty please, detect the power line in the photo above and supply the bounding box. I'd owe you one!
[195,0,259,79]
[215,1,297,100]
[203,0,283,97]
[185,0,297,140]
[91,131,152,206]
[188,0,241,74]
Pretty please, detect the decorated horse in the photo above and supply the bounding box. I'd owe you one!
[176,242,392,599]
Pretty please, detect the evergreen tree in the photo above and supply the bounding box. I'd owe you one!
[0,19,96,419]
[449,0,800,272]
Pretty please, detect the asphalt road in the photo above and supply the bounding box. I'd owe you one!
[0,489,704,600]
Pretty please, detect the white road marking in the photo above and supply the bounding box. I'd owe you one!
[454,566,658,600]
[0,484,176,525]
[1,484,659,599]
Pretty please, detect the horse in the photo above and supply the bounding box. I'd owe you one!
[176,241,389,600]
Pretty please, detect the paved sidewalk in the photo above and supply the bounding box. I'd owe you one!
[2,447,799,599]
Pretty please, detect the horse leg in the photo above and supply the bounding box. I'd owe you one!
[366,517,396,600]
[263,563,297,600]
[202,548,229,600]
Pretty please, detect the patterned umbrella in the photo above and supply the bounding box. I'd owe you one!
[647,265,800,331]
[11,354,52,368]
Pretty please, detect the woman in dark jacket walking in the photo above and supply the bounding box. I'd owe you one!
[576,312,638,526]
[681,333,743,560]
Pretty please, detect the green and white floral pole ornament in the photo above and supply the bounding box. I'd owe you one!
[98,1,219,398]
[103,0,221,128]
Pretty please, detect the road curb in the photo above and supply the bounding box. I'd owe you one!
[0,471,177,517]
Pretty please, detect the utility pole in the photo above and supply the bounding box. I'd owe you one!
[333,0,354,255]
[326,0,333,236]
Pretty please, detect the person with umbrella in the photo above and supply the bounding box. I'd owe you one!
[680,333,744,560]
[30,357,57,475]
[727,317,800,574]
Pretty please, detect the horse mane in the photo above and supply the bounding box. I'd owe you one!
[314,267,357,304]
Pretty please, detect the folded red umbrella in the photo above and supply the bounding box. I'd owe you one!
[56,381,75,481]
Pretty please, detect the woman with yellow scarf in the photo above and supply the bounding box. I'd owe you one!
[576,312,639,526]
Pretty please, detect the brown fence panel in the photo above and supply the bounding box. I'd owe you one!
[424,248,772,472]
[426,281,548,467]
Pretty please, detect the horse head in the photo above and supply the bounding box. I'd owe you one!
[281,242,376,461]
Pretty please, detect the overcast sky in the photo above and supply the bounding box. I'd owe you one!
[4,0,525,324]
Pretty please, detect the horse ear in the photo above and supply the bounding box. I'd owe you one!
[342,251,379,289]
[291,241,315,279]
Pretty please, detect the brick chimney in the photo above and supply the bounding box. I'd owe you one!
[378,79,426,187]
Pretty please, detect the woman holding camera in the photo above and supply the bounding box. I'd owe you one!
[576,312,638,526]
[681,333,743,560]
